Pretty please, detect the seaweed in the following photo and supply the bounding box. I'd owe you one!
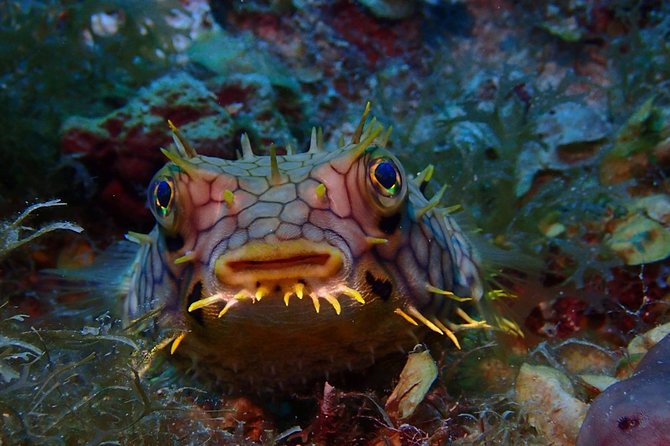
[0,199,82,260]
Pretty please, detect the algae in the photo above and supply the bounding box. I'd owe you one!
[0,200,83,260]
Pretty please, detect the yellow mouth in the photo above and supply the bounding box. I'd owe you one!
[215,240,343,287]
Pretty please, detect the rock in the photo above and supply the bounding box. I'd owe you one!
[579,373,618,392]
[627,322,670,357]
[385,345,438,420]
[61,72,235,223]
[606,213,670,265]
[600,96,670,185]
[516,102,610,197]
[515,363,588,446]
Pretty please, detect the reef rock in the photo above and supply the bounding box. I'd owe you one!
[515,363,588,446]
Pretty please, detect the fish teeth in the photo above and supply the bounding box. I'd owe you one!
[405,306,444,335]
[323,293,341,315]
[283,290,293,306]
[309,292,320,313]
[425,284,472,302]
[429,316,461,350]
[394,308,419,326]
[188,293,223,312]
[255,286,270,301]
[233,289,253,301]
[167,119,197,158]
[294,283,305,299]
[240,133,255,160]
[125,231,153,245]
[174,251,196,265]
[199,283,361,317]
[170,332,187,355]
[281,283,342,315]
[414,184,448,219]
[337,285,365,304]
[217,299,238,318]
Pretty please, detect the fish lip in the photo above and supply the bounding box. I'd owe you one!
[214,240,344,287]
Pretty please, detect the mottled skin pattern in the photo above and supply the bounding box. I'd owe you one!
[577,333,670,446]
[127,116,482,391]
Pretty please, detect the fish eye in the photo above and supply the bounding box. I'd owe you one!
[369,158,401,198]
[150,177,175,220]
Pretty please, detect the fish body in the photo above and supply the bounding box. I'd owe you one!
[127,109,483,390]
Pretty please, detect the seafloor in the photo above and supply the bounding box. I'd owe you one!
[1,0,670,444]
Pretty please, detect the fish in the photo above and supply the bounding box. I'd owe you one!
[112,103,500,390]
[576,333,670,446]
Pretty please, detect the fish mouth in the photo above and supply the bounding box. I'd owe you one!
[215,240,344,287]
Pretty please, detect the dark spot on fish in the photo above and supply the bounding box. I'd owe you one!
[618,415,641,431]
[186,281,204,326]
[378,212,401,235]
[165,233,184,252]
[365,271,392,301]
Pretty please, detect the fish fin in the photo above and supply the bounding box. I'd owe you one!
[43,241,141,315]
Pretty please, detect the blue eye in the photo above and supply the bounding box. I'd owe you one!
[152,178,174,218]
[370,158,401,197]
[374,161,398,190]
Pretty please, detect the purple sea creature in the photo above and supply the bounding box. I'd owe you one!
[576,333,670,446]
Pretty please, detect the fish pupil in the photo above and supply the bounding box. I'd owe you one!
[155,180,172,211]
[374,161,398,191]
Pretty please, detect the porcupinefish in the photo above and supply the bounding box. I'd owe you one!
[121,104,493,391]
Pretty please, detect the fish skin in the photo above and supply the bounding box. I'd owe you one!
[577,333,670,446]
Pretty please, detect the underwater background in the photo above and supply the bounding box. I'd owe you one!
[2,0,670,444]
